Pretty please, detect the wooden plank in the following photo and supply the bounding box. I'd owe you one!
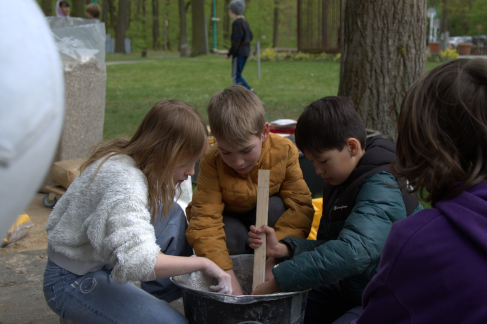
[252,169,270,291]
[44,185,67,196]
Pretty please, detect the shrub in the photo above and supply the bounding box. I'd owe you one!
[250,48,341,62]
[426,48,459,63]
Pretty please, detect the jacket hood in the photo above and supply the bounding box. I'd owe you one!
[436,182,487,253]
[55,1,68,17]
[340,135,395,189]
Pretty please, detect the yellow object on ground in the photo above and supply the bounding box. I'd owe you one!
[307,198,323,240]
[2,214,33,246]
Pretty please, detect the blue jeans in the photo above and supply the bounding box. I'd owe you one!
[232,56,251,89]
[43,204,192,324]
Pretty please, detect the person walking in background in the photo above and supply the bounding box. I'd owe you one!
[55,1,69,17]
[227,0,255,93]
[86,3,101,22]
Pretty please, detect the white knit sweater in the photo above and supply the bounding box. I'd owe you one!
[45,154,160,284]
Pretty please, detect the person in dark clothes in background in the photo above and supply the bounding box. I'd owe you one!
[226,0,255,93]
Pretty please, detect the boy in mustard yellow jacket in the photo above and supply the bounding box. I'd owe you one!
[186,85,314,295]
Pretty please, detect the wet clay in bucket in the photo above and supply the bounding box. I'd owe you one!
[171,255,308,324]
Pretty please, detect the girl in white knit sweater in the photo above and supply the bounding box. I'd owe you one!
[44,100,231,324]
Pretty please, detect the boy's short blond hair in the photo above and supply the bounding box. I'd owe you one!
[208,85,266,148]
[86,3,101,18]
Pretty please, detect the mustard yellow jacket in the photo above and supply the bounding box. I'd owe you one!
[186,133,314,270]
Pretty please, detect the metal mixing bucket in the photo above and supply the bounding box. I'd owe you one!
[171,255,308,324]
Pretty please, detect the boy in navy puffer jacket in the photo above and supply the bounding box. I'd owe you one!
[249,96,422,324]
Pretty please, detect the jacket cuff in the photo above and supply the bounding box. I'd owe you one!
[275,239,295,263]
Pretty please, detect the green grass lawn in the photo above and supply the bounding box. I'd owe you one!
[104,54,340,139]
[105,50,180,62]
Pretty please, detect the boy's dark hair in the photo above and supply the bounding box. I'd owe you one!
[59,1,69,7]
[295,96,366,157]
[393,58,487,207]
[86,3,101,18]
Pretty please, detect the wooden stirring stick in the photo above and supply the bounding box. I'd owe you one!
[252,169,270,291]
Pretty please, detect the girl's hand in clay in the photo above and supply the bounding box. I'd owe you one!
[202,259,233,295]
[248,225,289,258]
[225,269,244,295]
[251,278,280,295]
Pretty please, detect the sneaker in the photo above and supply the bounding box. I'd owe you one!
[250,88,257,94]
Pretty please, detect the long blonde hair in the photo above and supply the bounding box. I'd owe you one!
[81,100,208,223]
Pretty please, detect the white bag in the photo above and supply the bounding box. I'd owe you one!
[176,177,193,216]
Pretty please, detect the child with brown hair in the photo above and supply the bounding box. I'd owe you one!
[86,3,101,22]
[186,85,315,295]
[351,58,487,323]
[43,100,231,324]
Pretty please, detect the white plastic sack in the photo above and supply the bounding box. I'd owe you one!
[0,0,65,237]
[46,17,106,71]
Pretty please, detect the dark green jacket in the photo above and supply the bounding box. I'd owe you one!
[272,137,423,304]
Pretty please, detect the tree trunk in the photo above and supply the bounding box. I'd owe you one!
[152,0,160,49]
[71,0,86,18]
[102,0,108,23]
[163,13,168,51]
[115,0,128,53]
[179,0,188,51]
[440,0,449,33]
[40,0,52,16]
[127,0,132,29]
[272,0,280,48]
[107,0,117,30]
[142,0,148,51]
[338,0,427,140]
[223,0,231,43]
[191,0,207,56]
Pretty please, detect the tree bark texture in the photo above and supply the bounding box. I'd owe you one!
[107,0,117,30]
[164,13,168,51]
[179,0,188,51]
[127,0,132,29]
[191,0,207,56]
[338,0,427,140]
[115,0,128,53]
[273,0,280,48]
[102,0,108,23]
[152,0,161,49]
[71,0,86,18]
[41,0,52,16]
[142,0,148,50]
[223,0,231,43]
[440,0,449,33]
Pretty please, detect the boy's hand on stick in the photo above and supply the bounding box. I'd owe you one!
[248,225,289,258]
[202,258,233,295]
[251,278,280,295]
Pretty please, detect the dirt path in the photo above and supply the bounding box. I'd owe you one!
[0,194,184,324]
